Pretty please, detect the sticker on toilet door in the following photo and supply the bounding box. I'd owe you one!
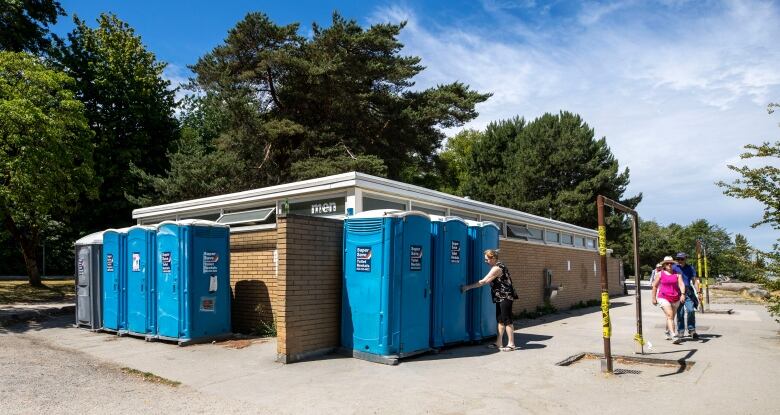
[106,254,114,272]
[200,296,215,312]
[356,247,372,272]
[410,245,423,271]
[132,253,140,272]
[450,240,461,264]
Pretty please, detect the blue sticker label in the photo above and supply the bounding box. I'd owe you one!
[450,240,461,264]
[356,247,372,272]
[410,245,423,271]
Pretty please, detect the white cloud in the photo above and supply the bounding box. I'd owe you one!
[372,0,780,251]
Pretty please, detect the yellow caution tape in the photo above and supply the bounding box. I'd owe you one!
[598,226,607,256]
[634,333,645,345]
[601,292,611,338]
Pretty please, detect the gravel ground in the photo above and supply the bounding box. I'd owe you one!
[0,329,256,414]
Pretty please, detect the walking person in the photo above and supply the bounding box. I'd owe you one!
[673,252,700,339]
[461,249,519,351]
[649,262,662,285]
[651,256,686,344]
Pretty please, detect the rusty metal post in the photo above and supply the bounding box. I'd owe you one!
[629,215,644,354]
[696,240,704,312]
[703,245,710,310]
[596,196,613,373]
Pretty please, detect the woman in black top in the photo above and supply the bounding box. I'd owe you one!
[461,249,518,351]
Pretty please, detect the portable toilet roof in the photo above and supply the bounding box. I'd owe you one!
[350,209,430,220]
[75,230,105,245]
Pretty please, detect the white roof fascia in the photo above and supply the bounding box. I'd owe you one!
[133,171,597,237]
[132,172,358,220]
[352,173,596,236]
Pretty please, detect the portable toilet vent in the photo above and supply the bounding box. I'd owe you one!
[467,220,501,341]
[430,216,470,348]
[126,225,157,337]
[74,231,104,330]
[102,228,129,332]
[155,220,232,345]
[341,210,432,364]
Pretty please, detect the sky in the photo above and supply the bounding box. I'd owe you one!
[52,0,780,252]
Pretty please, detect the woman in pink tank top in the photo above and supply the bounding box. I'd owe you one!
[651,256,686,343]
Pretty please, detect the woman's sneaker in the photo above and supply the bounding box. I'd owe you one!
[671,335,683,344]
[664,331,672,340]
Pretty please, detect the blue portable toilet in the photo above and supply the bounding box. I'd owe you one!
[126,225,157,337]
[155,220,231,345]
[430,216,470,348]
[467,220,501,341]
[341,210,432,364]
[102,228,129,332]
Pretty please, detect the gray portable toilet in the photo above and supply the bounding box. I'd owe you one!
[75,231,104,330]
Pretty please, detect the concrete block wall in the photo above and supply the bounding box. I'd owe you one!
[275,215,343,363]
[497,239,624,314]
[229,230,278,333]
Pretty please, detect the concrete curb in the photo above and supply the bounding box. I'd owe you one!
[0,304,75,327]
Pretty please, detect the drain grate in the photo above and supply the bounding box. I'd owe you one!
[613,368,642,375]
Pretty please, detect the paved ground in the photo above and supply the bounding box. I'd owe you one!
[2,288,779,414]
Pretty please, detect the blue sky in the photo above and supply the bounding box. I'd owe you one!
[53,1,780,253]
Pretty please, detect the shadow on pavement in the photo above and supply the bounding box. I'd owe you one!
[513,297,632,330]
[0,314,73,335]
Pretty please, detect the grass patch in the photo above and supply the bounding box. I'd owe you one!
[251,319,277,337]
[0,280,75,304]
[120,367,181,387]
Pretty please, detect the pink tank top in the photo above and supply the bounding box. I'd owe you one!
[657,271,681,302]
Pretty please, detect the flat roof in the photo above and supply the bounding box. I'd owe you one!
[132,172,597,236]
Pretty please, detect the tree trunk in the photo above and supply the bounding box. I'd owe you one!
[2,213,42,286]
[20,237,42,287]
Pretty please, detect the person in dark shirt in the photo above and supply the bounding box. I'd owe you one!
[672,252,699,339]
[461,249,519,351]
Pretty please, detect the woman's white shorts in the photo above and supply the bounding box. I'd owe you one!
[657,298,678,308]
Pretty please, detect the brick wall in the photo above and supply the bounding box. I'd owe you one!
[498,239,624,314]
[275,215,343,363]
[229,229,278,333]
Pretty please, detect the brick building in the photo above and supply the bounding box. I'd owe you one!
[133,172,624,362]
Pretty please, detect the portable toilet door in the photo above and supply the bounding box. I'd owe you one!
[342,210,432,363]
[430,216,469,348]
[397,212,433,357]
[341,211,395,357]
[102,228,128,332]
[126,226,156,336]
[467,221,501,341]
[74,231,104,330]
[156,220,231,344]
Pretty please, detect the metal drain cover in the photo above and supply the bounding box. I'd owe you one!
[614,368,642,375]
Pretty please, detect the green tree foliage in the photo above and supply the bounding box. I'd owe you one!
[463,112,640,226]
[437,129,482,195]
[718,103,780,317]
[0,0,64,53]
[460,112,640,263]
[0,51,96,285]
[718,141,780,231]
[53,13,178,230]
[460,118,523,205]
[168,12,488,197]
[128,95,242,205]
